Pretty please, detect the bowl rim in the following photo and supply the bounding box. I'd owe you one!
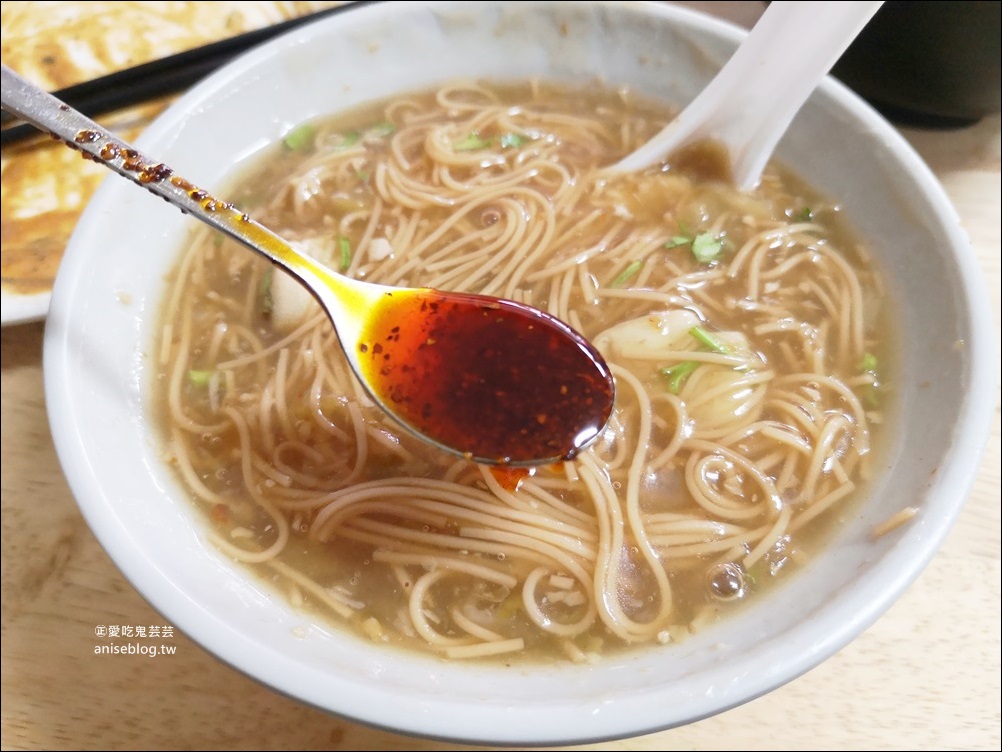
[42,0,997,745]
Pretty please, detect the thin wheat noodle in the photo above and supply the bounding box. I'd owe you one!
[156,80,888,661]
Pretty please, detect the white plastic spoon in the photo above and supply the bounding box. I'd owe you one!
[609,0,884,190]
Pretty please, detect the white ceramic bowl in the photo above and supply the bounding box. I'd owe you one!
[43,1,995,745]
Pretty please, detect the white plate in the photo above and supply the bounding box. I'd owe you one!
[1,288,50,326]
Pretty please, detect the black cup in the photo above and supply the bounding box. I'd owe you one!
[831,0,1002,127]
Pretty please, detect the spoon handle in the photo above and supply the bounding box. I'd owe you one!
[609,1,883,189]
[0,64,376,316]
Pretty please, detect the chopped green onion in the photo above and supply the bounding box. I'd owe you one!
[690,325,729,354]
[355,168,371,183]
[212,232,224,248]
[611,260,644,288]
[795,206,814,222]
[664,223,724,264]
[259,266,274,314]
[860,352,880,407]
[188,370,213,386]
[665,232,724,263]
[663,326,737,392]
[660,361,700,394]
[691,232,724,263]
[336,130,361,150]
[282,123,316,151]
[338,237,352,272]
[499,132,525,149]
[366,121,396,138]
[453,133,493,151]
[664,235,691,249]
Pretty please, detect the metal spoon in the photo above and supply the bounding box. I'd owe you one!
[608,0,883,190]
[0,64,615,467]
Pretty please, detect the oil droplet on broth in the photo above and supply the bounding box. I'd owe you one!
[489,466,532,492]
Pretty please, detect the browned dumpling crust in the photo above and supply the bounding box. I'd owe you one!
[1,1,343,294]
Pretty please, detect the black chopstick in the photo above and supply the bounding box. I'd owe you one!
[0,1,374,148]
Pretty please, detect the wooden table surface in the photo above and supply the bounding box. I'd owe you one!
[2,3,999,750]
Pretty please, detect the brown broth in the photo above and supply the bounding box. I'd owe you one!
[153,80,893,664]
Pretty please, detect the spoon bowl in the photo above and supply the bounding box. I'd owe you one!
[0,63,615,466]
[609,0,884,189]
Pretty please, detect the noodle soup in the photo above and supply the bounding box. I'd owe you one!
[154,81,890,663]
